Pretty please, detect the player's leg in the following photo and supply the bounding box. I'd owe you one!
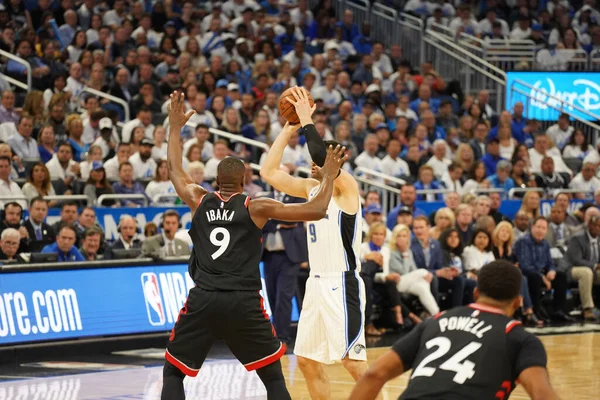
[295,277,332,399]
[255,360,291,400]
[161,288,218,400]
[342,357,369,381]
[225,291,289,399]
[274,254,299,342]
[297,356,330,400]
[339,272,368,380]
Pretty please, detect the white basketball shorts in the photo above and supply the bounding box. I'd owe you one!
[294,270,367,364]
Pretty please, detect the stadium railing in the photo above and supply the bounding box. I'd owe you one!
[0,49,32,93]
[423,29,507,112]
[97,194,149,207]
[82,87,131,123]
[354,166,406,186]
[507,78,600,146]
[44,194,91,206]
[398,12,425,68]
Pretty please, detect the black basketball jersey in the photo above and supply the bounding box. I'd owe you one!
[188,192,263,291]
[394,304,547,400]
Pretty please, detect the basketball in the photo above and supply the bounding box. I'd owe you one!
[278,87,315,124]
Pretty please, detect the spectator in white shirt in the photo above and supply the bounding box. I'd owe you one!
[145,160,176,203]
[311,71,342,111]
[372,42,393,78]
[204,140,229,181]
[478,9,510,36]
[281,130,309,173]
[441,162,464,195]
[80,144,104,181]
[282,41,312,70]
[510,15,532,40]
[290,0,314,26]
[7,116,40,160]
[46,143,80,184]
[104,142,132,181]
[381,139,410,179]
[449,4,480,37]
[426,139,452,179]
[529,133,572,175]
[152,126,168,162]
[569,162,600,199]
[546,113,574,150]
[129,138,157,180]
[183,123,214,162]
[65,63,85,111]
[354,134,383,177]
[0,156,26,209]
[462,229,495,279]
[121,108,155,144]
[92,117,119,160]
[563,128,598,160]
[395,95,418,121]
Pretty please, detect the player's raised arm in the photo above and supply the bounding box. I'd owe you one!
[251,145,346,227]
[518,367,561,400]
[260,88,319,199]
[167,91,207,212]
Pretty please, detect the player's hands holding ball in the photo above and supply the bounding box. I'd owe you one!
[285,87,316,126]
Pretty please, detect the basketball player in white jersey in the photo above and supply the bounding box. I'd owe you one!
[261,87,367,399]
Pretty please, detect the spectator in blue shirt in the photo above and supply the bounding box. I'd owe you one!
[336,10,359,42]
[112,161,151,207]
[386,183,427,230]
[481,138,505,176]
[274,23,297,56]
[409,84,441,114]
[513,216,572,322]
[352,22,373,55]
[511,102,527,142]
[41,225,85,262]
[486,160,516,192]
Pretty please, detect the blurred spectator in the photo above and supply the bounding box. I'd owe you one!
[455,203,474,244]
[184,124,214,162]
[513,210,530,241]
[429,207,455,240]
[80,145,103,181]
[0,202,25,245]
[0,228,23,262]
[122,108,155,144]
[83,161,115,206]
[415,165,444,201]
[204,140,229,181]
[21,197,55,253]
[142,210,191,258]
[462,161,489,194]
[0,156,26,209]
[146,160,176,202]
[426,139,451,179]
[92,117,118,160]
[104,215,142,259]
[462,228,495,279]
[37,124,56,164]
[188,161,214,193]
[80,226,103,261]
[46,143,80,194]
[486,160,516,192]
[381,139,410,179]
[112,162,151,207]
[564,129,597,160]
[21,162,56,202]
[569,162,600,199]
[481,138,505,176]
[42,224,85,262]
[387,184,426,230]
[0,90,19,124]
[8,116,39,160]
[129,138,157,180]
[514,216,572,322]
[534,157,570,191]
[104,142,131,180]
[546,114,574,151]
[243,161,264,198]
[529,133,572,175]
[412,215,465,309]
[441,162,463,194]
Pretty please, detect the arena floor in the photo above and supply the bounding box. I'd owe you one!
[0,327,599,399]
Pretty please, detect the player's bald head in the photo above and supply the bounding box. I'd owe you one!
[216,157,245,187]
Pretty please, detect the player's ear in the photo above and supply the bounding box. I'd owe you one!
[472,287,480,302]
[512,296,521,311]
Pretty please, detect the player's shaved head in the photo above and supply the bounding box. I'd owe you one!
[476,260,522,302]
[217,157,245,187]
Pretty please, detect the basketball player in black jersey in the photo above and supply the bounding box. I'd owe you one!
[161,91,348,400]
[350,260,561,400]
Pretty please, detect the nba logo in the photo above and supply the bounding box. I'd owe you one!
[141,273,166,326]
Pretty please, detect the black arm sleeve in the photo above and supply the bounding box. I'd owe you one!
[301,124,326,167]
[391,320,427,369]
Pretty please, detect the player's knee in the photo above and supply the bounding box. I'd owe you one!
[164,360,186,379]
[297,356,321,376]
[256,360,285,383]
[342,358,367,377]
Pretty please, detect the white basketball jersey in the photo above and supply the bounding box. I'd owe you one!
[307,186,363,273]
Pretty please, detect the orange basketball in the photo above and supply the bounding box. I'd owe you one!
[278,87,315,124]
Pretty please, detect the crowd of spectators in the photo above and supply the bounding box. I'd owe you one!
[0,0,599,340]
[405,0,600,70]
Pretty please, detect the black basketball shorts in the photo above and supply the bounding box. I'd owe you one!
[165,287,286,376]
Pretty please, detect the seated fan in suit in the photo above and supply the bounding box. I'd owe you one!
[142,210,191,259]
[103,215,143,259]
[21,196,56,252]
[0,202,28,253]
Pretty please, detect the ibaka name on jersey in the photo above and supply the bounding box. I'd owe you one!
[438,315,493,339]
[206,208,236,222]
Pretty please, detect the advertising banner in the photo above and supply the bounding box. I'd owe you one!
[0,263,297,345]
[506,72,600,121]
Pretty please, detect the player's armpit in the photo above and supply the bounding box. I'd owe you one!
[518,367,561,400]
[174,181,207,213]
[249,197,327,228]
[348,350,405,400]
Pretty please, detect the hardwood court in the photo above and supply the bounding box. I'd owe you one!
[281,332,600,400]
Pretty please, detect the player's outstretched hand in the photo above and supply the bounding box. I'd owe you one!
[321,144,347,178]
[167,91,196,131]
[286,86,316,125]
